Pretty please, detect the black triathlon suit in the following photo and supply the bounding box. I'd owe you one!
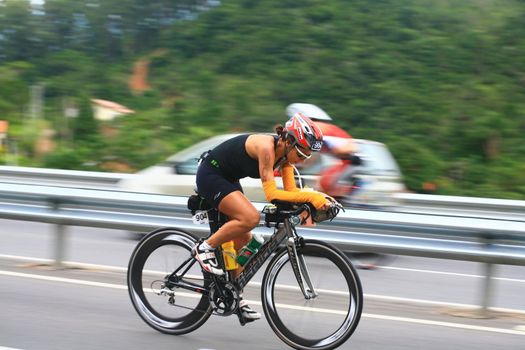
[197,134,276,208]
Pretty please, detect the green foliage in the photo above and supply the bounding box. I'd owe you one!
[72,97,99,143]
[0,62,31,118]
[42,146,91,170]
[8,119,49,158]
[0,0,524,198]
[387,136,444,191]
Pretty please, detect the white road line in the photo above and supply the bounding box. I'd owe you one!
[2,253,524,283]
[379,265,525,283]
[364,293,525,315]
[2,269,525,337]
[2,253,525,283]
[0,347,25,350]
[363,313,525,336]
[1,253,525,314]
[0,270,127,290]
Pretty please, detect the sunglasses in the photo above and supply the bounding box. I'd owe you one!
[294,145,312,160]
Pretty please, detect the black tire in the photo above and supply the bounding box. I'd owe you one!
[127,227,212,335]
[262,240,363,350]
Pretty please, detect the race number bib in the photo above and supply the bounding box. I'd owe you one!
[192,210,209,225]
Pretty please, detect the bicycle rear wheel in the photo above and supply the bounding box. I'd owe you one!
[127,227,212,335]
[262,240,362,350]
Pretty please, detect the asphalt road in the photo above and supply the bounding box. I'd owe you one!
[1,219,525,350]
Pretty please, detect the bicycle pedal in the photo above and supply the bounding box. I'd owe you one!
[236,310,258,326]
[236,311,247,326]
[236,311,258,326]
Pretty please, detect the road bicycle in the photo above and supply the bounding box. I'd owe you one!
[127,196,363,350]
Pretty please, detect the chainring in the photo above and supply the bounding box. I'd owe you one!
[208,281,240,316]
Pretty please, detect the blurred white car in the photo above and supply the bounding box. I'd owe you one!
[117,134,278,202]
[117,134,405,207]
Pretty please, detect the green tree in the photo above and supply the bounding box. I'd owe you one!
[72,97,99,143]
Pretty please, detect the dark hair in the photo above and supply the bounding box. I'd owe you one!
[275,124,286,140]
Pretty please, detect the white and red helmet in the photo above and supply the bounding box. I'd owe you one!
[285,113,323,152]
[286,103,333,121]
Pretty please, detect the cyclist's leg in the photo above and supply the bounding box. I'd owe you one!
[212,191,262,322]
[193,192,259,275]
[196,161,259,248]
[194,165,256,274]
[213,191,262,280]
[207,190,259,247]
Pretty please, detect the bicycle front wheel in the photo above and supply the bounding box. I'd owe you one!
[127,227,212,335]
[262,240,362,350]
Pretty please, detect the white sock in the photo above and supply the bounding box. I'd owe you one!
[200,240,213,250]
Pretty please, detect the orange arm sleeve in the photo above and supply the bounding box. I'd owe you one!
[263,180,328,209]
[281,164,299,192]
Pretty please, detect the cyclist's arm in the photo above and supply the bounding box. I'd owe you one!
[258,148,328,209]
[324,136,357,158]
[281,164,299,192]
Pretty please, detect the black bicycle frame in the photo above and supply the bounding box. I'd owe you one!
[171,207,303,296]
[235,223,290,290]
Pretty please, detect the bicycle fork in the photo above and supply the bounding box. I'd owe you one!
[285,223,318,300]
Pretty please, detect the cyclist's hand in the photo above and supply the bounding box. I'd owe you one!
[310,193,329,209]
[297,188,342,210]
[317,195,344,222]
[316,193,338,210]
[316,193,343,211]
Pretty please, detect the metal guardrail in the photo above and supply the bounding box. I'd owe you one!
[0,181,524,314]
[0,165,130,183]
[0,165,132,189]
[396,192,525,215]
[2,165,525,217]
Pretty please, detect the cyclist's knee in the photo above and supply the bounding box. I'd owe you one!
[242,210,260,230]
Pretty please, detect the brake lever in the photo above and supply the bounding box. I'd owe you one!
[333,201,345,212]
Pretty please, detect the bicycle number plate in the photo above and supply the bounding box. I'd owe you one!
[192,210,209,225]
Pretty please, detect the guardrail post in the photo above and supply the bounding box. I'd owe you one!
[54,223,67,268]
[49,199,66,268]
[481,262,494,316]
[479,232,495,318]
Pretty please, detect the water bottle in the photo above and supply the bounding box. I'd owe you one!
[221,241,239,270]
[236,234,264,266]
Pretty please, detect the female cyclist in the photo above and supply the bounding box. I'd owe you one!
[192,113,334,321]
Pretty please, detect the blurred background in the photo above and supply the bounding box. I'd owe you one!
[0,0,524,199]
[1,2,525,350]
